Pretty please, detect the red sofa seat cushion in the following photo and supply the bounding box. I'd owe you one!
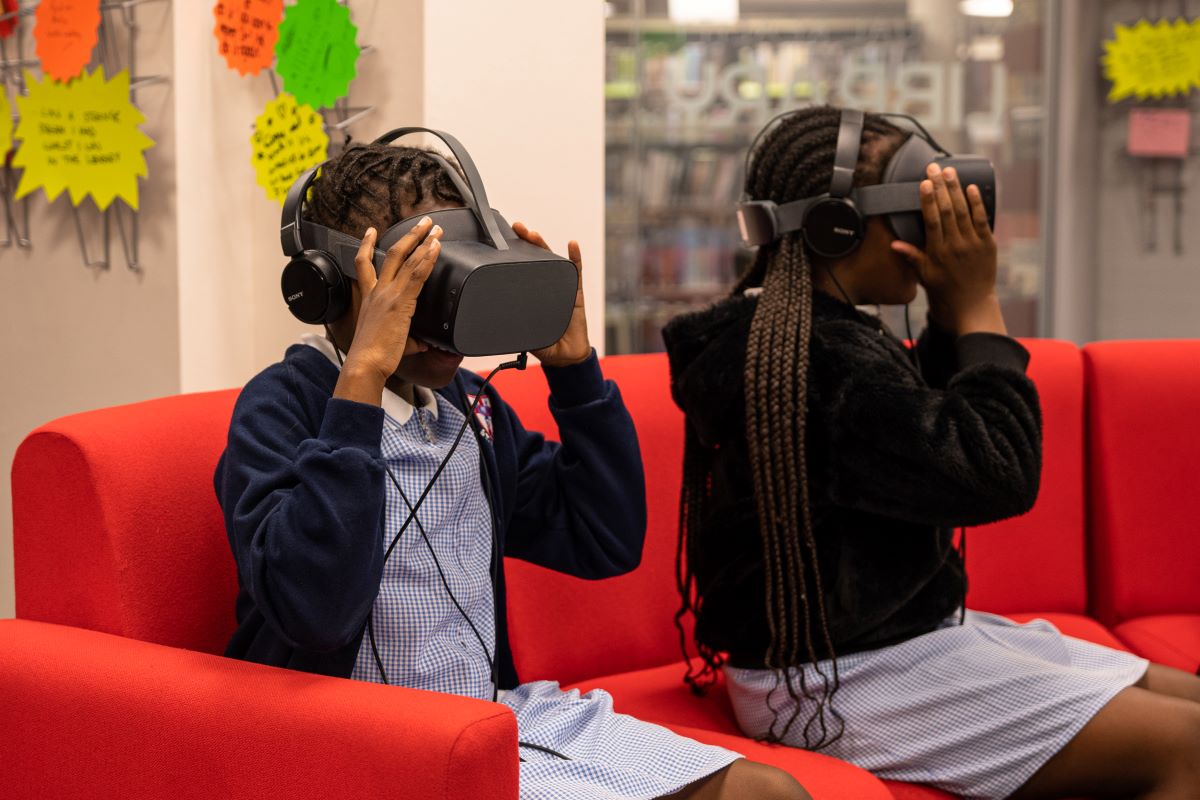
[1112,616,1200,673]
[12,390,241,654]
[1083,340,1200,626]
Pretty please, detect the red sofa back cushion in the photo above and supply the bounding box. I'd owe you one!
[11,342,1089,683]
[964,340,1087,614]
[12,390,240,655]
[500,344,1088,686]
[1084,340,1200,623]
[497,355,690,685]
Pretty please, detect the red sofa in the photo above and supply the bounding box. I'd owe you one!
[4,341,1194,799]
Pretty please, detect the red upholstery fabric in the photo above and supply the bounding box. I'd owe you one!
[1083,341,1200,625]
[12,390,241,655]
[0,619,519,800]
[964,340,1087,615]
[496,355,694,686]
[1113,616,1200,673]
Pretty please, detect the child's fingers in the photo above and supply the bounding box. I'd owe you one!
[918,177,943,252]
[967,185,993,241]
[354,228,379,293]
[396,234,441,300]
[380,217,434,283]
[513,221,551,252]
[943,167,974,240]
[930,166,957,243]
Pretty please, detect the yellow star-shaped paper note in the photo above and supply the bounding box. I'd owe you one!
[1102,18,1200,102]
[13,68,155,210]
[251,92,329,204]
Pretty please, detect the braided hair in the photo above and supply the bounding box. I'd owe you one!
[676,106,909,750]
[304,142,466,236]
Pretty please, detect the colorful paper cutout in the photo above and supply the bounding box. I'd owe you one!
[1,0,20,39]
[251,92,329,204]
[1102,18,1200,102]
[213,0,284,77]
[13,68,155,211]
[34,0,101,83]
[0,89,11,157]
[1128,107,1192,158]
[274,0,360,109]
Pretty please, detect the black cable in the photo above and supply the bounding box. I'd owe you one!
[517,741,572,761]
[381,356,524,564]
[904,302,922,375]
[383,464,495,677]
[322,325,526,693]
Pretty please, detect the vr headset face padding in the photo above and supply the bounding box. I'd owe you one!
[280,127,578,357]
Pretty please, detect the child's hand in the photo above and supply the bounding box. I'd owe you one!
[513,222,592,367]
[891,164,1006,336]
[341,219,442,389]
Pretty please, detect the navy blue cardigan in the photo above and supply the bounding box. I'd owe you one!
[215,345,646,688]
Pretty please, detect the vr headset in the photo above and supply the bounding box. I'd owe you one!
[736,109,996,257]
[280,127,578,357]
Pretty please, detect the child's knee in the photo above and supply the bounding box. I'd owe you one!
[725,760,811,800]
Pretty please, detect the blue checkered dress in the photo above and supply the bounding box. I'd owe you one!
[726,610,1148,799]
[301,339,738,799]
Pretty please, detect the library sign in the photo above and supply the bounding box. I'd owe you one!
[660,59,1006,131]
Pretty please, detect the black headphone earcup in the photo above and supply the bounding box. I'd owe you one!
[281,250,350,324]
[802,197,865,259]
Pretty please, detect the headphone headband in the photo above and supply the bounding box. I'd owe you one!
[830,109,864,198]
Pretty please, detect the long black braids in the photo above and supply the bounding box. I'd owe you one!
[676,106,909,750]
[304,142,466,236]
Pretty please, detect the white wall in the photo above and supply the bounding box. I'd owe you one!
[424,0,606,367]
[3,0,605,618]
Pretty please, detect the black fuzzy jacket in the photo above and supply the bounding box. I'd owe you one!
[663,291,1042,665]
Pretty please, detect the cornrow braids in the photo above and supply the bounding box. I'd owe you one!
[303,142,467,238]
[677,106,908,751]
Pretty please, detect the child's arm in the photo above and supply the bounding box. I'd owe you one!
[819,324,1041,528]
[218,373,387,653]
[499,353,647,579]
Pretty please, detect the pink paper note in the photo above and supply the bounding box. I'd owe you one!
[1128,107,1191,158]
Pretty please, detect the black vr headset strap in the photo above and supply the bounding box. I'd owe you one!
[831,109,865,198]
[281,165,322,257]
[737,197,817,247]
[853,183,922,216]
[373,127,510,251]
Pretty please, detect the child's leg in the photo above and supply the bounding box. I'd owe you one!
[1136,663,1200,704]
[1010,686,1200,800]
[661,759,811,800]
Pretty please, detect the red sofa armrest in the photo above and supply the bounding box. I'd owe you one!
[0,620,518,800]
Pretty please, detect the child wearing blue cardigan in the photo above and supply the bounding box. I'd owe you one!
[215,142,807,800]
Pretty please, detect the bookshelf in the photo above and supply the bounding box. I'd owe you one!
[603,0,1048,354]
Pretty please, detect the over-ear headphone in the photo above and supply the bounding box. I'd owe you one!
[736,108,997,257]
[737,109,866,259]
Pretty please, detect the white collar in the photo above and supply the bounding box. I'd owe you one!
[300,333,439,425]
